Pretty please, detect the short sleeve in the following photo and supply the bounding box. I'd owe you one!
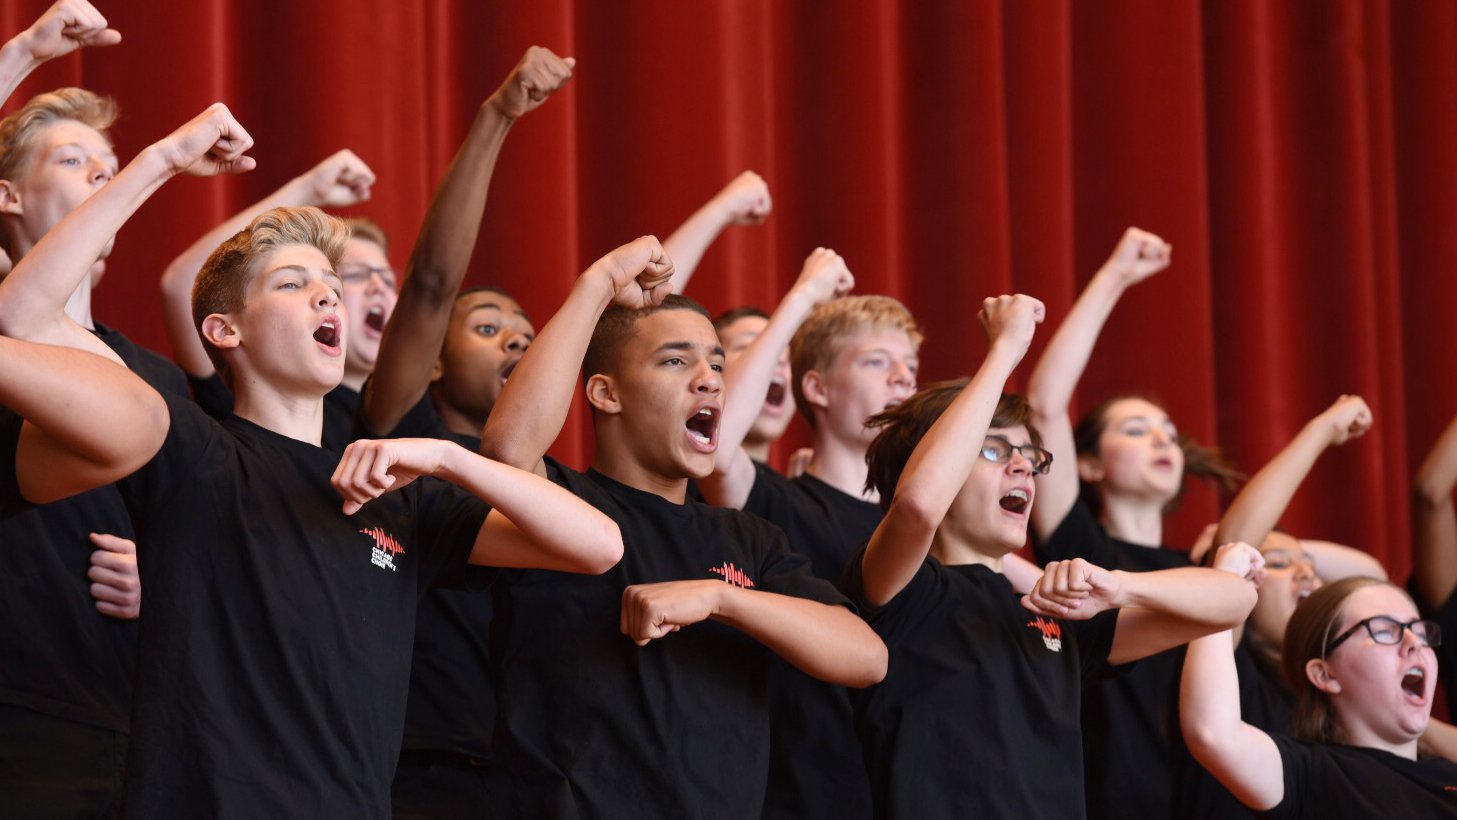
[407,475,492,594]
[0,406,29,510]
[1070,608,1121,686]
[1032,497,1119,568]
[116,393,229,551]
[752,519,852,609]
[841,543,939,642]
[350,377,451,442]
[1259,733,1312,820]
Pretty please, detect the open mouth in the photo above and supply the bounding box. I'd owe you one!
[764,380,786,408]
[999,488,1030,514]
[365,305,386,334]
[313,318,340,350]
[1402,667,1427,700]
[500,358,519,384]
[685,406,720,450]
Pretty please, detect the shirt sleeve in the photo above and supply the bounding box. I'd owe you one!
[840,542,939,644]
[116,393,228,556]
[350,377,452,442]
[1258,733,1312,820]
[1032,496,1120,568]
[187,373,235,420]
[407,474,492,594]
[0,406,31,513]
[749,515,852,609]
[1071,608,1122,686]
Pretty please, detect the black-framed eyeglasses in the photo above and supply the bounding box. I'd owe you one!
[980,435,1053,475]
[1324,616,1442,655]
[337,264,398,291]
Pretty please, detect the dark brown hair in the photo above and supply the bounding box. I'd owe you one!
[583,294,712,382]
[1281,576,1392,744]
[865,380,1041,512]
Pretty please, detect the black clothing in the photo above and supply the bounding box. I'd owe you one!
[743,462,880,820]
[1261,734,1457,819]
[489,460,851,820]
[116,393,486,818]
[844,548,1119,819]
[1033,499,1189,820]
[184,372,359,452]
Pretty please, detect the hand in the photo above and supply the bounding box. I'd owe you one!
[332,438,452,514]
[87,532,139,620]
[715,171,772,226]
[978,293,1045,354]
[1315,394,1372,446]
[1211,541,1266,588]
[293,149,375,208]
[488,45,575,120]
[149,103,256,178]
[785,447,814,479]
[620,579,725,646]
[1102,226,1172,285]
[591,236,675,309]
[11,0,120,65]
[790,248,854,307]
[1021,557,1122,620]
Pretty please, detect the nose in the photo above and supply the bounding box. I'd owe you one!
[90,159,113,187]
[1007,449,1034,476]
[503,331,530,354]
[694,361,723,395]
[315,281,339,309]
[889,360,915,395]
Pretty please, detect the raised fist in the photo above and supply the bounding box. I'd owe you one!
[978,293,1045,353]
[295,149,375,208]
[716,171,772,226]
[489,45,575,120]
[13,0,120,65]
[792,247,854,307]
[151,103,255,178]
[1103,226,1172,285]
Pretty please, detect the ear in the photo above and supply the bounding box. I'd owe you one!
[201,313,241,352]
[0,179,21,216]
[585,373,622,415]
[1077,453,1105,484]
[1305,658,1342,695]
[799,369,830,411]
[429,356,445,385]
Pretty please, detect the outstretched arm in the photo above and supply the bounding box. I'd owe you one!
[479,237,673,476]
[663,170,771,294]
[1024,542,1261,664]
[1214,395,1371,550]
[1027,227,1171,541]
[698,247,853,508]
[0,336,167,504]
[1180,628,1285,811]
[0,103,254,360]
[332,437,621,573]
[620,580,886,687]
[160,149,374,377]
[0,0,119,106]
[859,294,1044,607]
[1414,414,1457,611]
[361,46,574,437]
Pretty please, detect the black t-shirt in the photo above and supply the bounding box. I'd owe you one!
[1171,635,1295,819]
[185,372,359,453]
[1033,498,1189,820]
[1422,582,1457,714]
[489,460,851,820]
[0,325,187,733]
[1260,734,1457,819]
[116,393,487,818]
[744,461,881,820]
[843,547,1118,819]
[356,384,497,761]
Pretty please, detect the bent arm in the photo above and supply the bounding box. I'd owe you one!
[1179,630,1285,811]
[1414,415,1457,610]
[714,585,887,687]
[663,170,771,294]
[1105,567,1256,664]
[1,337,167,503]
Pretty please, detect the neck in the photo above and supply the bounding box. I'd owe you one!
[592,450,690,503]
[231,378,327,445]
[434,396,486,440]
[805,431,875,502]
[929,529,1004,572]
[1099,497,1164,547]
[340,367,368,393]
[743,438,771,464]
[1340,720,1420,760]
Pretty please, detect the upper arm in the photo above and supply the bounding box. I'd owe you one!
[1030,407,1080,543]
[1107,608,1211,665]
[468,505,609,571]
[15,418,152,504]
[359,280,456,437]
[858,497,936,608]
[1187,717,1286,811]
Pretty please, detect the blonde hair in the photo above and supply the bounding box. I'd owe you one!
[0,88,118,252]
[340,216,389,255]
[193,207,350,382]
[789,295,922,427]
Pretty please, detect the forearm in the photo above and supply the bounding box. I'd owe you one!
[1026,267,1126,414]
[0,37,39,106]
[0,147,173,339]
[1214,418,1332,547]
[714,585,887,687]
[1115,567,1256,627]
[717,287,816,456]
[1180,630,1284,810]
[479,268,615,469]
[1416,416,1457,502]
[1301,539,1385,582]
[663,196,732,294]
[437,445,621,573]
[364,104,513,434]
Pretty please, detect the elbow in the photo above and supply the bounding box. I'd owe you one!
[885,494,940,541]
[840,620,889,689]
[479,435,532,472]
[1413,479,1450,509]
[587,521,625,575]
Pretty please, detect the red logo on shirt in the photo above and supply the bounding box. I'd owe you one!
[709,561,756,588]
[1027,617,1063,653]
[361,526,405,572]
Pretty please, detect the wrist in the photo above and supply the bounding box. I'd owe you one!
[0,34,41,75]
[1107,569,1133,608]
[479,96,519,129]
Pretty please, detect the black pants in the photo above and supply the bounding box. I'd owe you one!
[0,703,127,820]
[391,749,490,820]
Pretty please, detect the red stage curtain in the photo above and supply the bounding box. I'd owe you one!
[2,0,1451,578]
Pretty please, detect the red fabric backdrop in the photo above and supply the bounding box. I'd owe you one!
[2,0,1451,578]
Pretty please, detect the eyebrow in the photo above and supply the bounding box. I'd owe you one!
[52,142,118,162]
[466,302,529,319]
[269,265,341,287]
[654,340,725,358]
